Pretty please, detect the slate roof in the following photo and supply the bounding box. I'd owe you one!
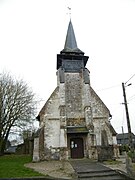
[61,20,84,55]
[117,133,135,139]
[116,133,135,145]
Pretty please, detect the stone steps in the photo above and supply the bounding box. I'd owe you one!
[70,159,133,180]
[77,169,128,179]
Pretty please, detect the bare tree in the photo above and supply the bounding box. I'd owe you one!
[0,72,36,155]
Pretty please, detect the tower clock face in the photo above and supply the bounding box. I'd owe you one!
[63,60,84,72]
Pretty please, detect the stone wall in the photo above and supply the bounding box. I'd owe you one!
[91,87,110,118]
[93,118,113,146]
[97,145,114,161]
[33,137,40,162]
[65,73,83,118]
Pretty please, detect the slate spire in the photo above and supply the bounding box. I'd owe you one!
[61,20,84,55]
[57,20,89,70]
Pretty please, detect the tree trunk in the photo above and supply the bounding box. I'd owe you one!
[0,138,6,155]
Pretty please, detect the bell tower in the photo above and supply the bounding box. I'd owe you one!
[57,20,92,120]
[57,20,94,159]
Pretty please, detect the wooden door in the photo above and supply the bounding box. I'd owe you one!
[70,138,84,158]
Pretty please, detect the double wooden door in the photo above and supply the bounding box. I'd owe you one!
[70,138,84,158]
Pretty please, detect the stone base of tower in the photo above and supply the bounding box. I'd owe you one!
[33,131,116,161]
[42,147,69,161]
[87,146,98,159]
[33,144,116,162]
[33,147,98,161]
[33,131,99,161]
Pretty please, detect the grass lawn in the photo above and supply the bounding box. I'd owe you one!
[0,154,45,178]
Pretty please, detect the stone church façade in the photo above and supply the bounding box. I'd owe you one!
[33,20,118,162]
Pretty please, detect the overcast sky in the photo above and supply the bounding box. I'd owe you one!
[0,0,135,134]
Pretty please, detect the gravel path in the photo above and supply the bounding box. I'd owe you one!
[25,160,76,179]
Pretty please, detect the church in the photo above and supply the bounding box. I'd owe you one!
[33,20,118,161]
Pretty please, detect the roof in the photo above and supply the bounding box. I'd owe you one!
[117,133,135,139]
[61,20,84,55]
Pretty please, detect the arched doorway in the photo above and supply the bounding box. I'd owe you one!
[70,138,84,158]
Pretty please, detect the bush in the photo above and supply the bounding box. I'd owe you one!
[119,145,129,154]
[127,150,135,163]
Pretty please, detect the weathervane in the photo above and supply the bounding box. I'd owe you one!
[67,7,71,19]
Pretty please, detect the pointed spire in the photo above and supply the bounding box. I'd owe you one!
[64,20,77,50]
[61,20,84,55]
